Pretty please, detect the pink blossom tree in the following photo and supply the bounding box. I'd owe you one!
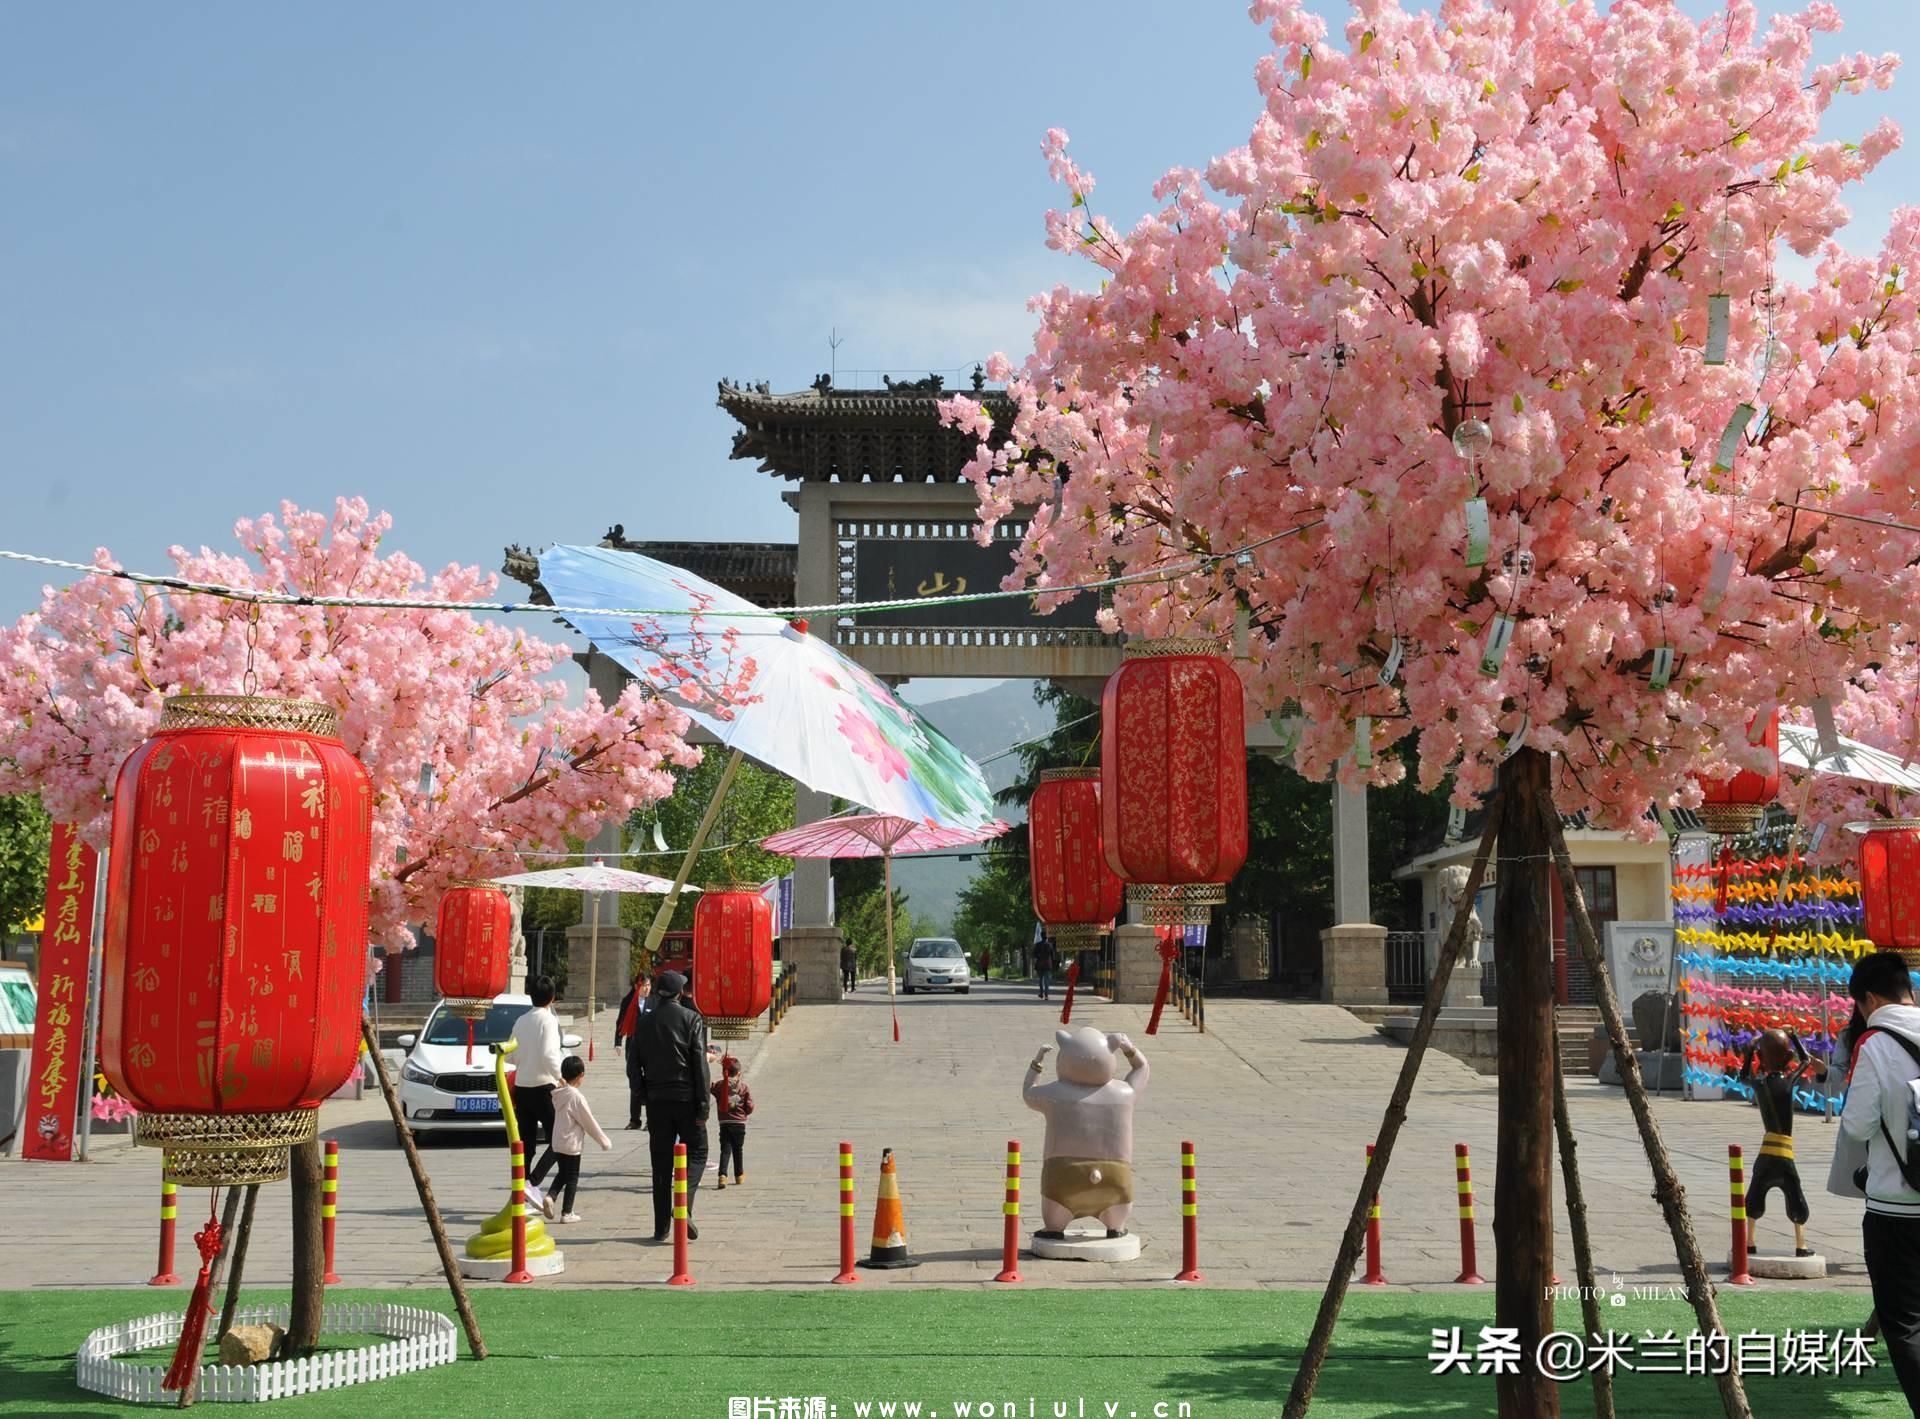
[948,2,1913,1412]
[0,498,736,949]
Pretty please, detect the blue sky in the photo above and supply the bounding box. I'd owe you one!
[1,0,1909,679]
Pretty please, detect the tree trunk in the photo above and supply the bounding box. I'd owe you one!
[286,1135,324,1356]
[1552,1057,1614,1419]
[1494,747,1558,1419]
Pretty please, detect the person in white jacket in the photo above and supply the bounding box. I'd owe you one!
[1840,950,1920,1411]
[529,1055,613,1222]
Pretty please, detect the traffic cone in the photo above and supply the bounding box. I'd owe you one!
[858,1148,921,1270]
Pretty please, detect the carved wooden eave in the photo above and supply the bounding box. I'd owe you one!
[716,375,1016,484]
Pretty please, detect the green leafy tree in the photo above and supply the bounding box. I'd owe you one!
[953,852,1032,970]
[0,793,52,941]
[838,884,912,976]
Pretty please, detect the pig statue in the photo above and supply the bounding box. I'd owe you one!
[1023,1027,1149,1238]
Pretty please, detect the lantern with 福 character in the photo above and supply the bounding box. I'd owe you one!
[1100,640,1248,925]
[1859,820,1920,969]
[436,881,513,1062]
[692,885,773,1039]
[101,695,372,1188]
[1029,768,1123,955]
[1693,708,1781,836]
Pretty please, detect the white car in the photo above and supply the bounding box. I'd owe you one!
[393,995,581,1136]
[902,938,971,994]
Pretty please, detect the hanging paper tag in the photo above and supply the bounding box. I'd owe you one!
[1812,695,1840,758]
[1445,804,1467,842]
[1746,701,1775,745]
[1378,637,1404,688]
[1649,646,1675,691]
[1233,598,1251,659]
[1354,716,1373,768]
[1712,403,1756,472]
[1808,821,1828,854]
[652,820,669,854]
[1269,713,1300,758]
[1704,293,1731,366]
[1464,498,1490,568]
[1148,418,1163,460]
[1702,547,1736,613]
[1655,804,1677,836]
[1049,477,1064,522]
[1503,716,1529,759]
[418,763,435,796]
[1479,613,1515,677]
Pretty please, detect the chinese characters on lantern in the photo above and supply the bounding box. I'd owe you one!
[23,823,99,1162]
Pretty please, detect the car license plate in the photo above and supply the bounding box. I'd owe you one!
[454,1095,500,1114]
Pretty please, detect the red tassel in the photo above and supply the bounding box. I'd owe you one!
[1060,959,1080,1025]
[1147,957,1173,1036]
[466,1017,475,1067]
[162,1197,223,1391]
[891,1007,900,1043]
[1715,841,1734,915]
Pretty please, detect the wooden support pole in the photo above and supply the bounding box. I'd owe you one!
[1540,794,1752,1419]
[1283,794,1505,1419]
[1552,1055,1614,1419]
[361,1016,488,1360]
[215,1185,261,1345]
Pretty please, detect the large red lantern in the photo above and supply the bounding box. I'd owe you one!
[1694,708,1781,836]
[692,885,773,1040]
[1100,640,1248,925]
[101,696,372,1186]
[1030,768,1124,953]
[1859,821,1920,966]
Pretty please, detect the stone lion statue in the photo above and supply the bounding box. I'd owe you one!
[1431,865,1485,978]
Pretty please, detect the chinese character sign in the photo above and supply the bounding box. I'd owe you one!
[23,823,98,1162]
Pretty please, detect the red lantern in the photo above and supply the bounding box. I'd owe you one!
[1029,768,1123,954]
[1694,708,1781,836]
[1100,640,1248,924]
[435,882,513,1011]
[101,696,372,1186]
[436,882,513,1064]
[1860,821,1920,966]
[692,885,773,1040]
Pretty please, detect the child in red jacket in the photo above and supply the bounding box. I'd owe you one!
[712,1054,754,1188]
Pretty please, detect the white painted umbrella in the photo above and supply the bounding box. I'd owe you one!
[487,864,698,1059]
[1779,723,1920,793]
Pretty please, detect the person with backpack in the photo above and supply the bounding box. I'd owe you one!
[1033,936,1058,1001]
[1839,950,1920,1409]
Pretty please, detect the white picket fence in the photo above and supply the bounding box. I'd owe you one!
[76,1302,457,1404]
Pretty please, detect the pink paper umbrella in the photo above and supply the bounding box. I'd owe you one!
[763,814,1006,1042]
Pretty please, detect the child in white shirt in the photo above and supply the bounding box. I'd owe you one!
[530,1055,612,1222]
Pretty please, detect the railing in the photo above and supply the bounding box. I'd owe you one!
[1385,931,1428,1004]
[1170,952,1206,1032]
[767,967,797,1032]
[1087,949,1115,999]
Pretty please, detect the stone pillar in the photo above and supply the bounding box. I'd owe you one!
[506,887,528,994]
[1320,924,1389,1005]
[1331,782,1370,925]
[582,647,631,930]
[1228,917,1269,983]
[565,922,633,1023]
[791,483,837,932]
[783,924,845,1003]
[1113,925,1162,1004]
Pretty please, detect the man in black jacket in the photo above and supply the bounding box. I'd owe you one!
[635,970,712,1241]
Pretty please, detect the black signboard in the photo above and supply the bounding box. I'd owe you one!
[851,537,1100,629]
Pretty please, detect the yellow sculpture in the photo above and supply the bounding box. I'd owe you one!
[463,1036,557,1261]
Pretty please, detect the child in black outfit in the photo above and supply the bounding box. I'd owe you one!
[1738,1027,1825,1257]
[712,1054,754,1188]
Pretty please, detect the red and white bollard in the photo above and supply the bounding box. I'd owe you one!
[833,1141,859,1285]
[505,1139,533,1285]
[1454,1144,1484,1285]
[149,1179,181,1286]
[994,1139,1022,1284]
[1362,1143,1387,1285]
[1175,1140,1202,1283]
[322,1139,343,1285]
[669,1142,694,1286]
[1728,1144,1754,1285]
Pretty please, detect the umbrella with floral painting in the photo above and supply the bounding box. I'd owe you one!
[529,544,1002,832]
[762,814,1007,1043]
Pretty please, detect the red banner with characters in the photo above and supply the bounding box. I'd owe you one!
[23,824,98,1162]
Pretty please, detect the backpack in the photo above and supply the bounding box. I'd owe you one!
[1857,1027,1920,1193]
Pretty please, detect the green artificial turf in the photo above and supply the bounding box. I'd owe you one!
[0,1287,1905,1417]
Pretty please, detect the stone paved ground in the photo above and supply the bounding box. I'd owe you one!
[0,979,1874,1294]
